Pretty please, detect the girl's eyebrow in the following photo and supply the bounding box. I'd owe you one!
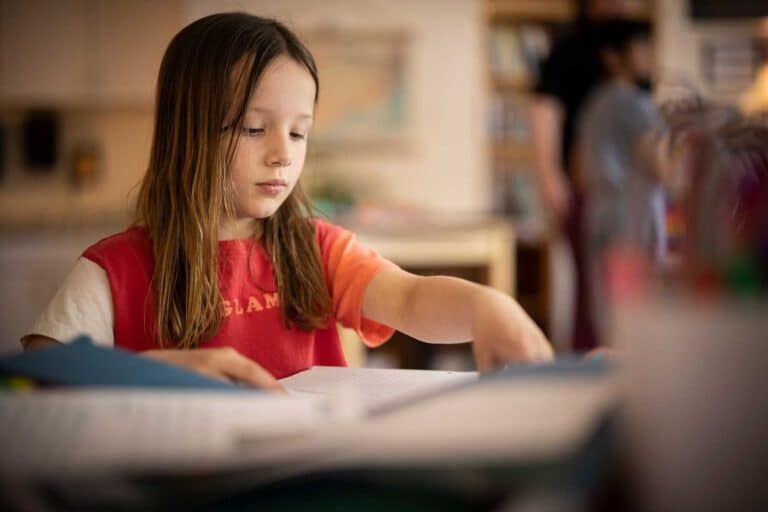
[248,106,313,120]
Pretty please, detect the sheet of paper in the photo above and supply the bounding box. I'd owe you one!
[279,366,478,417]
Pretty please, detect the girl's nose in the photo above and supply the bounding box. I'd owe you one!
[265,134,292,167]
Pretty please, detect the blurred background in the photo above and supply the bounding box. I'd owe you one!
[0,0,766,369]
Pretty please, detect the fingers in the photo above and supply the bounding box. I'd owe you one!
[528,331,555,363]
[472,342,495,374]
[473,330,555,372]
[519,320,554,363]
[538,339,555,361]
[216,348,285,392]
[142,347,284,392]
[142,349,234,384]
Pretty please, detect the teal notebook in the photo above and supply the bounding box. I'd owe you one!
[0,336,240,390]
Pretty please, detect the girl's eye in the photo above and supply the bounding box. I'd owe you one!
[290,132,306,141]
[243,127,264,136]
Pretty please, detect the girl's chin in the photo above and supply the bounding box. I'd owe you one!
[244,203,283,219]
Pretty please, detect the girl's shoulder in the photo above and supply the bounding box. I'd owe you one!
[311,217,348,240]
[82,225,152,264]
[310,217,361,251]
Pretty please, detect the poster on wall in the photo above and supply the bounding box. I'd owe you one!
[300,27,412,152]
[701,37,767,93]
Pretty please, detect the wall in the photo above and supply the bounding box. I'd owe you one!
[0,0,489,228]
[185,0,489,215]
[0,0,179,227]
[654,0,768,105]
[0,109,154,227]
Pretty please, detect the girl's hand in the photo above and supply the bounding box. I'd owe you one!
[471,290,554,372]
[141,347,284,392]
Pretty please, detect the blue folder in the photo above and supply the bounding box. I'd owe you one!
[0,336,241,390]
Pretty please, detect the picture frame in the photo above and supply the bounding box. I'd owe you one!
[300,26,413,152]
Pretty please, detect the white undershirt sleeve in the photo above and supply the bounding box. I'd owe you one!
[26,257,115,347]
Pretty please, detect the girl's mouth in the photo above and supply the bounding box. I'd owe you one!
[256,180,287,195]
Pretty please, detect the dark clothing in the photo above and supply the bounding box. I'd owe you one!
[535,27,603,174]
[564,190,599,351]
[535,25,604,351]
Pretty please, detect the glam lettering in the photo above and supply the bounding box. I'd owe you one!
[222,293,279,317]
[247,295,263,313]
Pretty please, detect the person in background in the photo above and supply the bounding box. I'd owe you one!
[577,19,662,343]
[530,0,640,351]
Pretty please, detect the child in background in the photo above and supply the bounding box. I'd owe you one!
[576,19,664,341]
[20,13,552,389]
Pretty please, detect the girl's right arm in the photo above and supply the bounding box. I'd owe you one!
[22,258,282,390]
[21,334,61,350]
[21,332,282,390]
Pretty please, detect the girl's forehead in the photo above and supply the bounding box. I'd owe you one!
[247,56,315,112]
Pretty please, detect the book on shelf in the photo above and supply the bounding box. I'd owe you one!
[489,23,555,84]
[488,93,530,143]
[489,25,531,82]
[491,166,544,228]
[517,23,552,79]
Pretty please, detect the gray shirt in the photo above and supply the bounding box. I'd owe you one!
[579,81,665,262]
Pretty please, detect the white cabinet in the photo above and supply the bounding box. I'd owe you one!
[0,0,180,107]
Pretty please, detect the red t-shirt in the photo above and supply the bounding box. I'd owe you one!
[82,219,395,378]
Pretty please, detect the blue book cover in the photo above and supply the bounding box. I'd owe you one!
[0,336,240,390]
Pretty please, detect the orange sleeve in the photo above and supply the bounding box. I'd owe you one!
[315,219,396,347]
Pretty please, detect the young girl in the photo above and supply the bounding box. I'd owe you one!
[20,13,552,389]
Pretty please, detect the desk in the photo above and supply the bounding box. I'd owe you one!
[0,362,617,511]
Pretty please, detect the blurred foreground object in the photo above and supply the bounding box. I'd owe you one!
[614,107,768,511]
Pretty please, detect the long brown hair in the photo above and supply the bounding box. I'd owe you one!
[135,13,331,348]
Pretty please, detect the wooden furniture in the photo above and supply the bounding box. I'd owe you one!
[483,0,575,339]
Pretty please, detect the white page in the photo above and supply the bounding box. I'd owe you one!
[279,366,479,417]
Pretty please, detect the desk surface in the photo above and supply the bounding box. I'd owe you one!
[0,362,616,511]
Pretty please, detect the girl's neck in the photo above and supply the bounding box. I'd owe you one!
[218,218,263,241]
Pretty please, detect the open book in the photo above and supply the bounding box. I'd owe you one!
[279,366,478,417]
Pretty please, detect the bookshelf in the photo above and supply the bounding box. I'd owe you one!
[486,0,574,23]
[484,0,574,334]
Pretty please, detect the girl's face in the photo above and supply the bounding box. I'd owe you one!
[228,55,315,224]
